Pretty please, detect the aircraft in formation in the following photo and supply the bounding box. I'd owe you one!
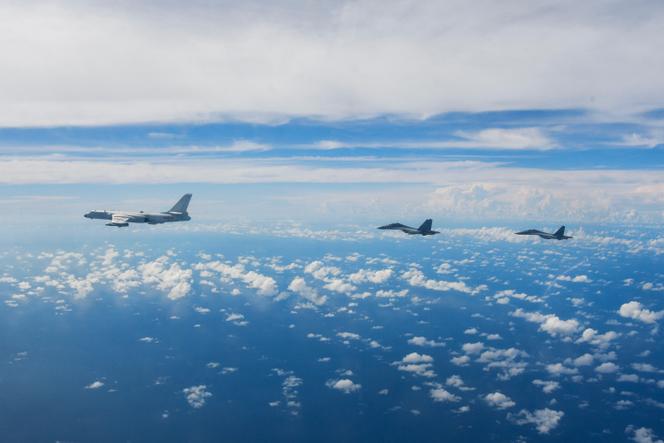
[84,194,192,227]
[514,225,572,240]
[83,195,573,241]
[377,219,440,236]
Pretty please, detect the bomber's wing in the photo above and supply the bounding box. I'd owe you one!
[106,214,130,227]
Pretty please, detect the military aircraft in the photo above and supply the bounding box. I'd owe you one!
[515,225,572,240]
[84,194,192,227]
[378,219,439,236]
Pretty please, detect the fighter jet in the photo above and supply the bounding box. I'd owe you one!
[515,225,572,240]
[378,219,439,236]
[84,194,192,227]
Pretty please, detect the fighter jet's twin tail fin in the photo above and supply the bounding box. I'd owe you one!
[168,194,192,213]
[554,225,565,238]
[418,219,433,232]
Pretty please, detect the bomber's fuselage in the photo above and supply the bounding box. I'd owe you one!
[84,211,190,225]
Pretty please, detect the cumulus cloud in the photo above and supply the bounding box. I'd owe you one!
[532,380,560,394]
[430,387,460,403]
[408,336,444,347]
[511,308,579,337]
[546,363,578,376]
[402,268,486,295]
[484,392,515,410]
[183,385,212,408]
[196,260,277,296]
[395,353,436,378]
[327,379,361,394]
[288,277,327,305]
[619,301,664,324]
[477,347,528,380]
[510,408,564,434]
[140,256,192,300]
[557,274,592,283]
[576,328,620,349]
[595,362,620,374]
[626,426,664,443]
[349,268,393,284]
[462,342,485,355]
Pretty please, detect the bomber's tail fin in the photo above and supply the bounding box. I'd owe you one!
[554,225,565,238]
[168,194,192,213]
[418,219,433,232]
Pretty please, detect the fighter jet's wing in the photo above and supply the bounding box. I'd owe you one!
[379,222,415,230]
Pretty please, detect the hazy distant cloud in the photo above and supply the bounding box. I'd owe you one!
[1,1,664,126]
[307,127,555,151]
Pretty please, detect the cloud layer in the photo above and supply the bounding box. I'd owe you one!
[2,0,664,126]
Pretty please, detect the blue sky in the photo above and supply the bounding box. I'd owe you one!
[0,0,663,226]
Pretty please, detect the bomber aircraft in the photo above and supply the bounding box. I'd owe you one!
[378,219,439,236]
[84,194,192,227]
[515,225,572,240]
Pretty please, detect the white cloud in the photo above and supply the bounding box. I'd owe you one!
[140,256,192,300]
[451,355,470,366]
[461,342,484,355]
[451,128,554,150]
[511,308,579,337]
[349,268,393,284]
[595,362,620,374]
[546,363,578,376]
[511,408,564,434]
[2,1,664,127]
[396,353,436,378]
[626,426,664,443]
[183,385,212,408]
[337,332,361,341]
[402,353,433,364]
[84,380,104,390]
[557,274,592,283]
[532,380,560,394]
[484,392,515,410]
[408,336,444,347]
[576,328,620,349]
[430,388,460,403]
[287,277,327,305]
[619,301,664,324]
[327,379,361,394]
[196,261,277,296]
[402,268,486,295]
[573,354,594,367]
[477,347,528,380]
